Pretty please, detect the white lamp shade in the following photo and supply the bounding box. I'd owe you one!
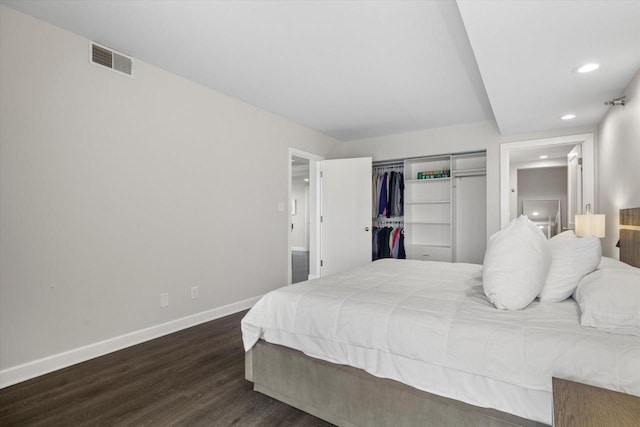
[575,214,605,238]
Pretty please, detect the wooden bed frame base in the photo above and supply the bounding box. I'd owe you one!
[620,207,640,268]
[246,341,549,427]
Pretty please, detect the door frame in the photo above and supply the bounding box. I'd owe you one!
[567,145,582,231]
[289,148,324,285]
[499,133,595,229]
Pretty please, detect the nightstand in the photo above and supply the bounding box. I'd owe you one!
[553,377,640,426]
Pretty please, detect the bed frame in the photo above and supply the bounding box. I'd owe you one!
[246,341,547,427]
[245,207,640,427]
[620,207,640,268]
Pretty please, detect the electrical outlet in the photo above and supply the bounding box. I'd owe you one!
[191,286,199,299]
[160,293,169,307]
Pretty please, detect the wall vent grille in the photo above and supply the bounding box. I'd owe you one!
[90,42,134,77]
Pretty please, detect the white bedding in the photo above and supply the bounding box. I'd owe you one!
[241,259,640,424]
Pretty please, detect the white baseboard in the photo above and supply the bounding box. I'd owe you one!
[0,295,262,389]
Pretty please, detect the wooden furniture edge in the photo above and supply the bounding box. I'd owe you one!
[552,377,640,427]
[619,207,640,268]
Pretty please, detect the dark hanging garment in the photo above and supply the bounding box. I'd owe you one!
[372,227,380,261]
[387,172,395,218]
[398,173,405,217]
[378,172,388,217]
[376,227,385,259]
[380,227,392,258]
[398,229,406,259]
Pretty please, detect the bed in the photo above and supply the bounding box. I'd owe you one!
[242,209,640,426]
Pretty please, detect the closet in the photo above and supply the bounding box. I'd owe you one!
[372,151,486,264]
[372,163,405,261]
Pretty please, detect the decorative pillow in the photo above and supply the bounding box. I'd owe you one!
[598,256,633,270]
[575,268,640,336]
[482,215,551,310]
[538,230,601,302]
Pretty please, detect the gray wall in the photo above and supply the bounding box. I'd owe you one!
[517,166,568,231]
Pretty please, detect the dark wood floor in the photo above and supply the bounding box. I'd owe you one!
[0,310,333,426]
[291,250,310,284]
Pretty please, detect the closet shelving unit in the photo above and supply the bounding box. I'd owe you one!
[404,155,453,262]
[450,152,487,264]
[451,152,487,178]
[403,152,486,262]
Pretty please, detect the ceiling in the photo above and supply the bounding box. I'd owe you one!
[2,0,639,141]
[457,0,640,135]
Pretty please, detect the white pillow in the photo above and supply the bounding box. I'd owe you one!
[598,256,633,270]
[482,215,551,310]
[538,230,601,302]
[575,268,640,336]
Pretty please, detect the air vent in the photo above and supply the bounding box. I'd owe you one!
[90,42,134,77]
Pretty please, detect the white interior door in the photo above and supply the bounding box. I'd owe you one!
[567,144,582,230]
[320,157,372,276]
[453,175,487,264]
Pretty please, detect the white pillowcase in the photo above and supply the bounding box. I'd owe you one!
[538,230,601,302]
[575,268,640,336]
[598,256,633,270]
[482,215,551,310]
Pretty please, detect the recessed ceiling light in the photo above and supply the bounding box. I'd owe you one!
[575,63,600,73]
[561,114,576,120]
[304,178,309,182]
[539,155,548,159]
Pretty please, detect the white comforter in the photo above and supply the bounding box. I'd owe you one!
[242,259,640,423]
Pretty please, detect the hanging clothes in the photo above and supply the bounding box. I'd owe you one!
[372,166,405,261]
[372,169,404,219]
[386,171,404,217]
[372,226,406,261]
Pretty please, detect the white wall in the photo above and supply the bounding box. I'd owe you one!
[598,68,640,257]
[0,6,339,379]
[341,121,596,240]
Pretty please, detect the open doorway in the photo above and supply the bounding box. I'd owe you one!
[289,148,324,285]
[511,145,573,238]
[500,133,595,232]
[291,155,310,283]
